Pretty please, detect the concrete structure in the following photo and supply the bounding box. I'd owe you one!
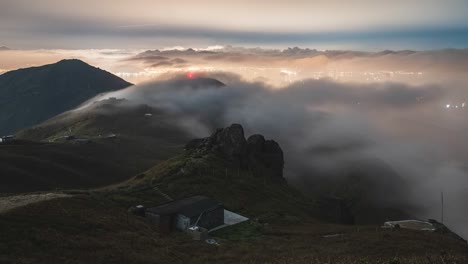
[208,209,249,233]
[145,196,224,234]
[187,226,209,240]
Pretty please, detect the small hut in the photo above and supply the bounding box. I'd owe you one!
[145,196,224,234]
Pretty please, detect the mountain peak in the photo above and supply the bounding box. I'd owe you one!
[56,58,88,64]
[0,60,133,134]
[170,77,225,89]
[53,59,95,69]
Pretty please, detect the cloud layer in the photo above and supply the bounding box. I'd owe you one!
[1,0,468,49]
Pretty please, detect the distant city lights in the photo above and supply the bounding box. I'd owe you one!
[445,102,466,110]
[280,69,297,76]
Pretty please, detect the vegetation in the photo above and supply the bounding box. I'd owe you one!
[1,194,467,264]
[0,140,182,193]
[120,151,318,223]
[2,100,192,194]
[1,126,467,263]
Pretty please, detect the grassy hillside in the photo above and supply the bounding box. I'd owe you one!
[0,154,467,263]
[112,151,317,223]
[1,99,193,194]
[0,140,184,193]
[17,98,188,142]
[2,122,467,263]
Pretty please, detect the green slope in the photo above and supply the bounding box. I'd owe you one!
[116,152,318,223]
[0,99,193,194]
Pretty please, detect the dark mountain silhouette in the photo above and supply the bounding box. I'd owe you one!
[0,59,132,134]
[169,77,225,89]
[0,46,10,51]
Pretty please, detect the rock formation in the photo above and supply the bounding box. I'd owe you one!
[186,124,284,180]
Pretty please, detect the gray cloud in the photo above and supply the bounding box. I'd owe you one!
[126,47,468,74]
[151,61,174,68]
[0,0,468,50]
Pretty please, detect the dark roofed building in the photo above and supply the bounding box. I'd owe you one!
[146,196,224,234]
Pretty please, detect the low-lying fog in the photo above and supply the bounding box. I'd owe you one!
[82,70,468,239]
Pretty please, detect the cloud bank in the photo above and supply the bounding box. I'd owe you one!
[2,0,468,49]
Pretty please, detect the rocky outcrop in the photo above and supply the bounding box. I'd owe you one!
[246,134,284,179]
[186,124,284,180]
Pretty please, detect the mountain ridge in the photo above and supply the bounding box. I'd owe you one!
[0,59,132,134]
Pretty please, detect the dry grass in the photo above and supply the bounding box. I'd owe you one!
[1,148,467,263]
[0,194,467,264]
[0,193,70,213]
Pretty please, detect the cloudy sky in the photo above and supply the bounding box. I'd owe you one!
[1,0,468,50]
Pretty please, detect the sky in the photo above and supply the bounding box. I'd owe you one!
[1,0,468,50]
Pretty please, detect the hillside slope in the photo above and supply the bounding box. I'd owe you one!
[0,125,467,263]
[115,124,353,224]
[0,140,183,193]
[1,194,467,264]
[0,59,132,134]
[2,99,194,193]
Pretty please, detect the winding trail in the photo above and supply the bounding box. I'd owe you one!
[0,193,71,213]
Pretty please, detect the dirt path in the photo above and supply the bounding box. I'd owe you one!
[0,193,71,213]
